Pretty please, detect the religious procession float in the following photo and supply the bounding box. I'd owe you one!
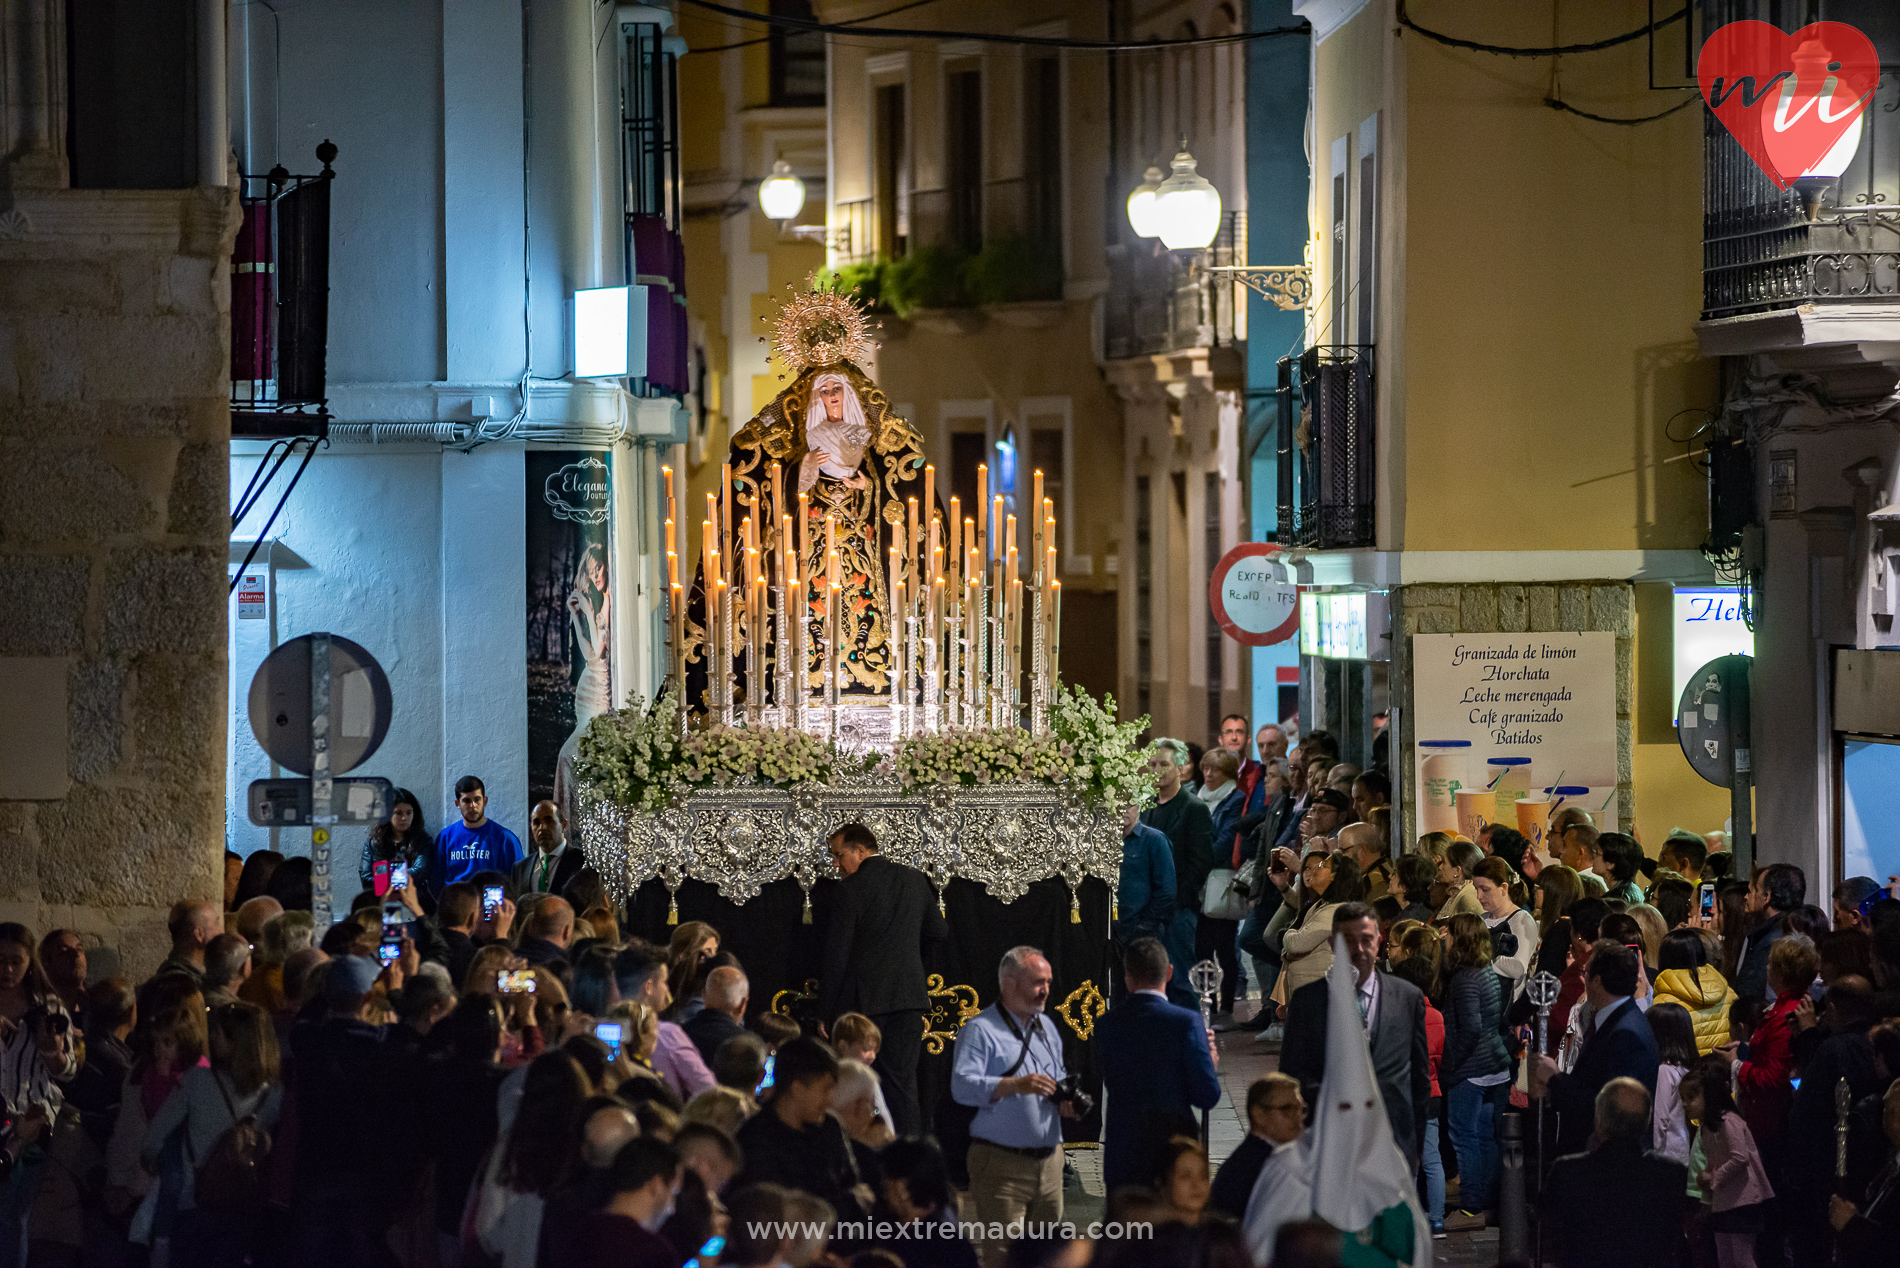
[573,282,1154,1138]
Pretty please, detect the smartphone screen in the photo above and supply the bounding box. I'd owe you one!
[390,862,410,891]
[377,937,402,966]
[755,1052,776,1096]
[497,970,537,995]
[482,885,503,918]
[595,1021,623,1060]
[373,860,391,897]
[1698,882,1715,919]
[696,1235,726,1259]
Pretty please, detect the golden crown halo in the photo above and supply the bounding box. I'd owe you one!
[759,276,878,379]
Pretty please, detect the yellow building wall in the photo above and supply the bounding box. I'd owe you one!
[1397,0,1713,553]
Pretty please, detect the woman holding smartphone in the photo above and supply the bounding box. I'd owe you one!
[359,788,434,899]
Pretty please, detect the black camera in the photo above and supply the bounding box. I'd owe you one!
[1052,1072,1094,1117]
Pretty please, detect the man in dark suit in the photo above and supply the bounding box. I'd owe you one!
[821,822,949,1136]
[684,965,750,1068]
[512,800,586,897]
[1734,862,1804,1001]
[1096,936,1222,1194]
[1278,901,1431,1167]
[1540,1077,1688,1268]
[1530,939,1661,1156]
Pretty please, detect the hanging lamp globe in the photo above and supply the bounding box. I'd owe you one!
[1125,166,1166,239]
[758,160,807,222]
[1152,148,1222,250]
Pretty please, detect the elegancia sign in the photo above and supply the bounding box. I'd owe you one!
[1673,587,1754,709]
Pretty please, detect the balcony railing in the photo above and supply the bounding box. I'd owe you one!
[1701,55,1900,318]
[1104,211,1245,360]
[231,145,335,439]
[1277,345,1374,550]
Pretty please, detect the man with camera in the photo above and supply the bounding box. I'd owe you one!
[1096,937,1222,1194]
[951,946,1079,1268]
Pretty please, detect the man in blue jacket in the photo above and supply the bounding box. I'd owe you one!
[1096,937,1221,1194]
[1114,807,1176,1004]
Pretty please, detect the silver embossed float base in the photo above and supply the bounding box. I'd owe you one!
[578,771,1121,909]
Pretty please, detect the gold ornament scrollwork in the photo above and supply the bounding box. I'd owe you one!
[1055,980,1107,1041]
[771,979,820,1016]
[922,973,981,1055]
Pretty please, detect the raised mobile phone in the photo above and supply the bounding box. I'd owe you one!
[373,860,391,897]
[377,934,402,966]
[482,885,504,919]
[497,969,537,995]
[1698,882,1715,920]
[595,1021,623,1060]
[389,861,410,891]
[755,1052,776,1096]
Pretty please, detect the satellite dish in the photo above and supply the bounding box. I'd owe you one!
[247,633,393,776]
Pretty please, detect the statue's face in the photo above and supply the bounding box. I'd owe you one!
[818,380,846,423]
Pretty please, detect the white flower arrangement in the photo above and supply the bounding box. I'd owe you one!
[1049,683,1156,810]
[890,685,1153,810]
[575,687,878,810]
[578,684,1149,813]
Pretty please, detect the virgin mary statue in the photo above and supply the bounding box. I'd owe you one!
[683,282,929,712]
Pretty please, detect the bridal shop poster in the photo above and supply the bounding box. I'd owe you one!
[527,451,614,823]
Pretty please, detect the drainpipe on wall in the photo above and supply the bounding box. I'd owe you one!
[200,0,230,186]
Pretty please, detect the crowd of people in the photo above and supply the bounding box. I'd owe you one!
[6,727,1900,1268]
[1125,712,1900,1267]
[0,779,1250,1268]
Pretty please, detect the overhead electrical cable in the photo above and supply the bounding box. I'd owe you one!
[674,0,1309,51]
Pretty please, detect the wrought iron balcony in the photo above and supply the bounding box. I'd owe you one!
[230,144,335,440]
[1104,211,1245,360]
[1277,345,1374,550]
[1701,62,1900,319]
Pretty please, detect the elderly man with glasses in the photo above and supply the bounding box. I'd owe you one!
[1209,1072,1306,1219]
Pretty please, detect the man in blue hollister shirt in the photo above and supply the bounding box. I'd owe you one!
[430,775,524,893]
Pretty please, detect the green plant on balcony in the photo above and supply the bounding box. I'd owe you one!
[884,245,971,316]
[963,235,1063,308]
[814,236,1063,320]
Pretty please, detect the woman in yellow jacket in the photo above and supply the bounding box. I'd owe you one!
[1651,928,1737,1055]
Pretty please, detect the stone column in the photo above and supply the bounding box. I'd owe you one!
[0,185,240,978]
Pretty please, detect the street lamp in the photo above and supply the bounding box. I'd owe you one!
[1125,166,1165,239]
[1126,146,1312,310]
[758,160,806,222]
[1775,37,1866,220]
[1152,148,1223,251]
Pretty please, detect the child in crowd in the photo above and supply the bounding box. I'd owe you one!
[1647,1002,1698,1165]
[831,1012,895,1132]
[1683,1055,1775,1268]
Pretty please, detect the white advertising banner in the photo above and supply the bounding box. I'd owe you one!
[1412,632,1619,846]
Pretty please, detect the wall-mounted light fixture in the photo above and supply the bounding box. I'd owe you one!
[573,285,649,379]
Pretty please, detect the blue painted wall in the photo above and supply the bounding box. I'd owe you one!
[228,446,542,888]
[1248,0,1311,733]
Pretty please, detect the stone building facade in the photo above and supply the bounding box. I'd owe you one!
[0,4,237,977]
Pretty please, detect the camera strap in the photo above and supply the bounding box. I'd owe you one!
[996,1008,1043,1079]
